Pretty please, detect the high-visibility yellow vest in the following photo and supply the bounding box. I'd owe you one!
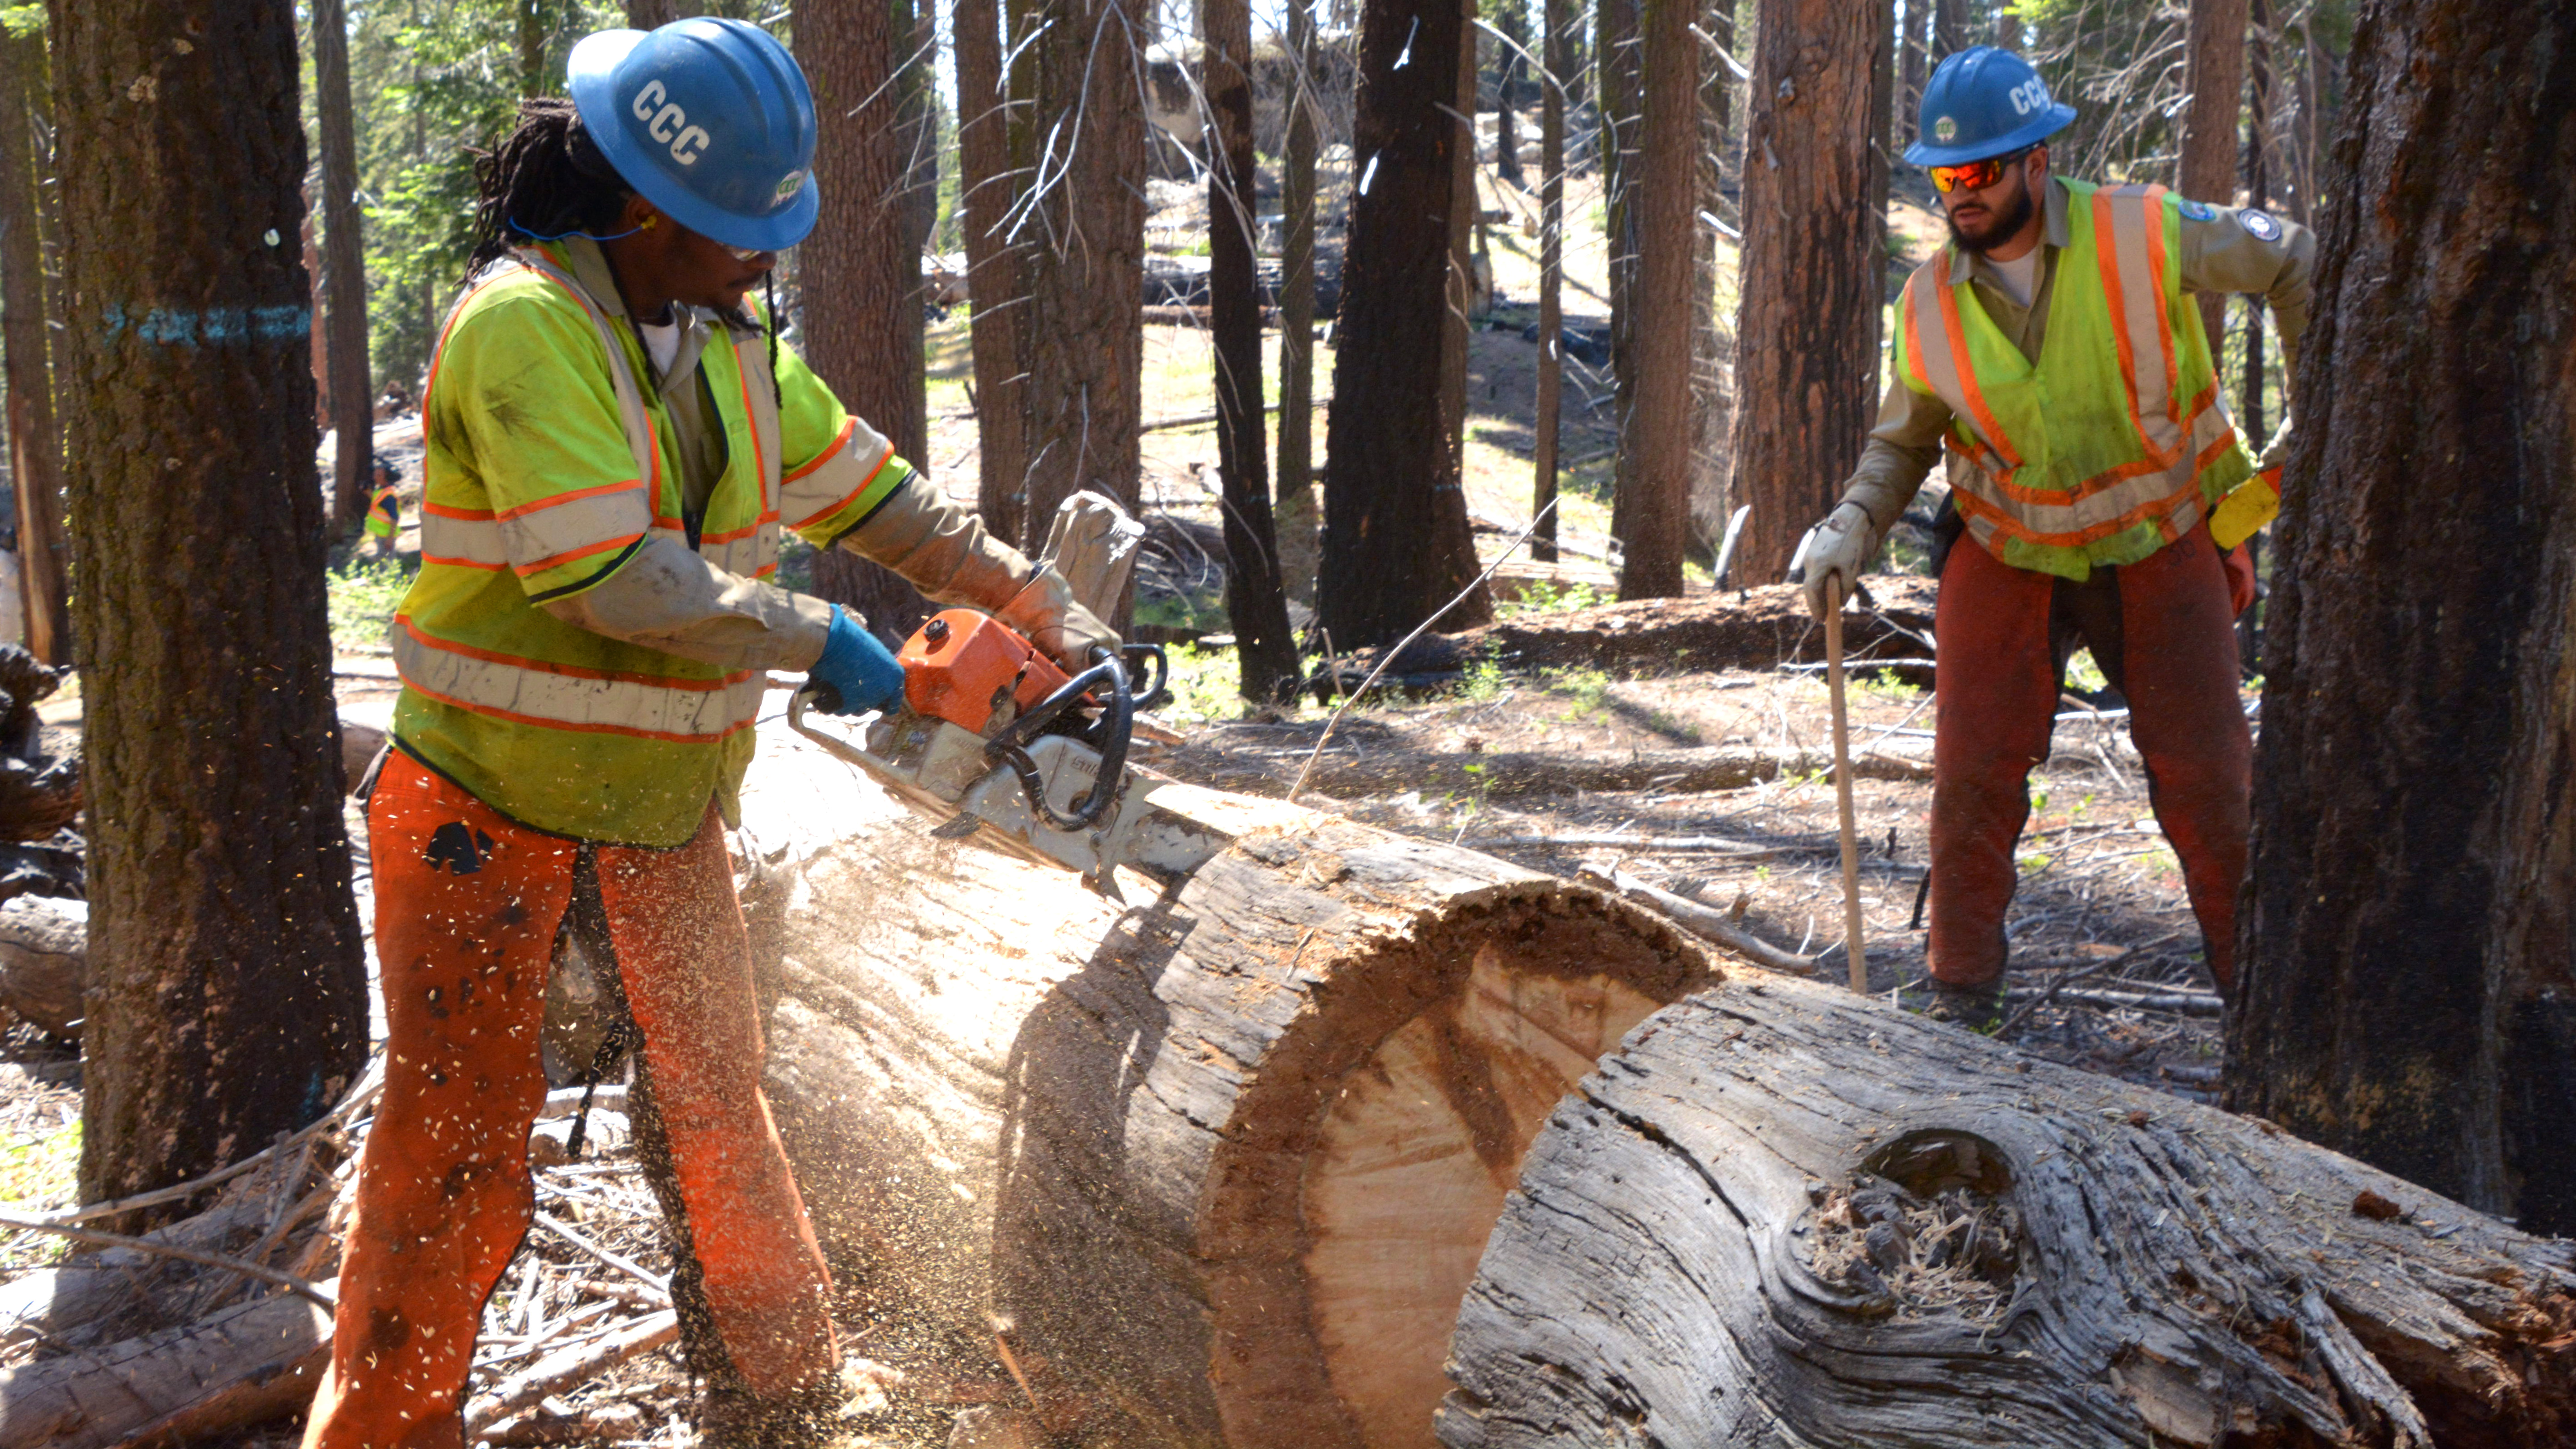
[1894,178,2262,579]
[392,241,908,846]
[364,484,398,540]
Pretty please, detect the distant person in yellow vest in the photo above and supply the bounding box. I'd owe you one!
[1794,47,2312,1025]
[303,19,1115,1448]
[359,452,400,555]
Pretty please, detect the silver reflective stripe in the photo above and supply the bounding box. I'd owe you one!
[779,418,897,531]
[735,333,783,514]
[2095,187,2185,462]
[492,484,650,575]
[508,249,660,490]
[394,622,764,740]
[420,510,509,568]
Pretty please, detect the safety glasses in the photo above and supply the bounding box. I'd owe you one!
[1928,147,2032,194]
[721,243,773,262]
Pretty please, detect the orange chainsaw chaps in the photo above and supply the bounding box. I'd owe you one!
[900,608,1072,734]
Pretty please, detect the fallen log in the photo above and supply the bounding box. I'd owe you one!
[1440,978,2576,1448]
[1165,742,1930,800]
[0,1280,333,1449]
[0,893,80,1036]
[1443,578,1938,677]
[749,738,1722,1449]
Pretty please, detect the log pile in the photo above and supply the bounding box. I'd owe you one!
[1441,975,2576,1448]
[1444,578,1938,679]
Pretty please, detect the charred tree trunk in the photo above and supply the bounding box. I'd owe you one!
[1617,0,1697,598]
[802,0,937,644]
[0,33,65,666]
[1724,0,1884,582]
[1204,0,1299,701]
[51,0,368,1205]
[746,752,1716,1449]
[1529,0,1566,564]
[955,0,1030,545]
[1441,980,2576,1447]
[1320,0,1491,647]
[1009,0,1148,569]
[2181,0,2248,343]
[2226,0,2576,1237]
[314,0,371,536]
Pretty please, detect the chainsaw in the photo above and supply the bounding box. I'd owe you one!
[785,495,1232,896]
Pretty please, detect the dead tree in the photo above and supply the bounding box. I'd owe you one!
[955,0,1031,544]
[1006,0,1149,566]
[313,0,371,535]
[1618,0,1699,598]
[1320,0,1492,647]
[1724,0,1885,581]
[1529,0,1568,563]
[747,759,1718,1448]
[1203,0,1299,700]
[2227,0,2576,1237]
[2180,0,2248,342]
[801,0,938,643]
[49,0,368,1204]
[0,32,65,666]
[1441,980,2576,1446]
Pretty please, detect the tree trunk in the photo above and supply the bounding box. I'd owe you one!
[1320,0,1491,648]
[2180,0,2248,343]
[1204,0,1300,701]
[1437,0,1478,586]
[1896,0,1922,146]
[1724,0,1884,582]
[518,0,547,99]
[954,0,1030,545]
[50,0,369,1207]
[2226,0,2576,1237]
[1530,0,1565,564]
[1932,0,1962,59]
[314,0,371,536]
[1595,0,1639,546]
[1440,979,2576,1447]
[748,758,1717,1449]
[1008,0,1148,570]
[1279,0,1318,522]
[801,0,937,644]
[0,33,66,667]
[1687,0,1731,566]
[625,0,696,23]
[1617,0,1697,599]
[1494,0,1525,186]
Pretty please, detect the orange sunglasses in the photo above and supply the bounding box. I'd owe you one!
[1928,147,2033,194]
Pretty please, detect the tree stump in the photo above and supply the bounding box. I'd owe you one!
[1440,977,2576,1448]
[745,736,1719,1448]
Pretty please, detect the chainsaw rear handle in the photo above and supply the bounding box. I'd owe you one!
[985,649,1133,832]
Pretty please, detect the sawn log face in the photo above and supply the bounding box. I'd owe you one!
[760,774,1715,1448]
[1438,979,2576,1449]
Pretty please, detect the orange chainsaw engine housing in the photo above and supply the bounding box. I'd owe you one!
[899,609,1072,736]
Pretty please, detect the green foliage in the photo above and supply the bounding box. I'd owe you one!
[1494,578,1603,619]
[1155,643,1250,724]
[2061,647,2108,695]
[1453,657,1507,703]
[0,1118,79,1268]
[0,5,43,39]
[327,555,416,652]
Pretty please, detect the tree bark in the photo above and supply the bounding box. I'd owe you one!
[314,0,371,536]
[1007,0,1148,570]
[50,0,369,1206]
[2226,0,2576,1237]
[1530,0,1566,563]
[747,755,1718,1449]
[1440,979,2576,1447]
[1723,0,1884,582]
[1494,0,1525,186]
[1617,0,1697,598]
[954,0,1031,545]
[1279,0,1319,523]
[1932,0,1963,59]
[1320,0,1492,647]
[1687,0,1731,565]
[2180,0,2248,343]
[518,0,547,99]
[1437,0,1478,576]
[801,0,937,644]
[1204,0,1300,701]
[0,33,65,667]
[1896,0,1923,146]
[624,0,700,24]
[1595,0,1640,545]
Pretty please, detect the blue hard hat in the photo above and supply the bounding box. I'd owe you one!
[567,19,819,253]
[1906,46,2076,167]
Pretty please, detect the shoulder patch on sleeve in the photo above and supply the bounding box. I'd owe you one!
[2237,209,2282,241]
[2179,199,2218,222]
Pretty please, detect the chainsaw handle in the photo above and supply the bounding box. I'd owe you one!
[986,653,1134,832]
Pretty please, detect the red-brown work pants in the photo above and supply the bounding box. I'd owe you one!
[1929,523,2250,991]
[304,755,834,1449]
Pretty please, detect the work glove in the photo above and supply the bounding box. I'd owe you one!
[804,606,906,715]
[838,474,1124,673]
[1792,502,1879,619]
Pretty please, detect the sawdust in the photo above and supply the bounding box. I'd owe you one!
[1798,1173,2023,1327]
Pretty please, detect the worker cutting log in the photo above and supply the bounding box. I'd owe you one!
[1796,47,2312,1026]
[303,18,1113,1446]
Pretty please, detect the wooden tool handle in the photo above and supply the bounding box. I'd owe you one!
[1823,579,1868,994]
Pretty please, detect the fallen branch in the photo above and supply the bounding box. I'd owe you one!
[39,1057,384,1227]
[1587,865,1819,976]
[529,1211,671,1299]
[461,1310,680,1434]
[0,1275,333,1449]
[2007,985,2224,1017]
[1182,743,1931,801]
[1479,832,1782,856]
[0,1212,336,1308]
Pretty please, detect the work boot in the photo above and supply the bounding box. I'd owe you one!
[1922,978,2005,1033]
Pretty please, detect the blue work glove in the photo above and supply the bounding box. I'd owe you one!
[804,606,906,715]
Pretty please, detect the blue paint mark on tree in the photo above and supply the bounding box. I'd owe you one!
[100,303,312,347]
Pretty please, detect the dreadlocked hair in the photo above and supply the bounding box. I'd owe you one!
[466,98,632,279]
